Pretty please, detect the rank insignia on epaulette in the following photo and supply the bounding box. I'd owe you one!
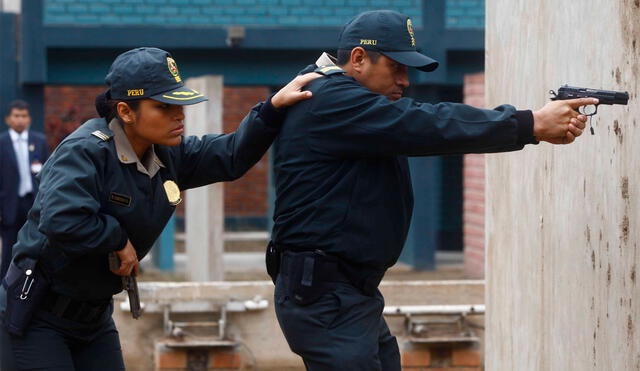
[314,65,345,76]
[91,130,111,141]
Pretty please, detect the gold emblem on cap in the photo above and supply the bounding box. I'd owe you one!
[163,180,182,206]
[167,57,182,83]
[407,19,416,47]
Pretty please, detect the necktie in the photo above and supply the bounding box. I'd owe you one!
[16,137,32,197]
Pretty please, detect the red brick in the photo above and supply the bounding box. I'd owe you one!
[209,349,241,368]
[451,348,482,366]
[462,73,486,279]
[45,85,104,151]
[155,346,187,369]
[223,86,270,217]
[401,349,431,367]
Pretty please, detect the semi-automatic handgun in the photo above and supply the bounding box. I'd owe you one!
[108,252,142,319]
[550,85,629,134]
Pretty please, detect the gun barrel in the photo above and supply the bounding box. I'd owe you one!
[557,85,629,105]
[590,90,629,105]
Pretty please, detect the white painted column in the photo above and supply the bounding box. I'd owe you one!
[485,1,639,370]
[184,75,225,282]
[1,0,21,13]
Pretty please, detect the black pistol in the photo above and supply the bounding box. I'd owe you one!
[550,85,629,134]
[108,252,142,319]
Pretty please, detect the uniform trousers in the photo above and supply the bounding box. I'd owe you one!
[274,273,401,371]
[1,193,34,278]
[9,305,125,370]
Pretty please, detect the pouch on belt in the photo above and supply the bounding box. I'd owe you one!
[265,240,281,284]
[281,250,346,306]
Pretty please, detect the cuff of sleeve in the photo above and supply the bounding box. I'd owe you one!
[514,110,538,145]
[257,94,287,129]
[114,229,128,251]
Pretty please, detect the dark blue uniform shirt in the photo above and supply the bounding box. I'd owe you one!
[11,101,282,301]
[272,65,536,273]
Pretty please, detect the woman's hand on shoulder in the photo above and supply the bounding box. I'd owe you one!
[270,72,322,109]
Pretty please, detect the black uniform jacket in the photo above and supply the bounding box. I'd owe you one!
[12,101,282,300]
[271,65,537,274]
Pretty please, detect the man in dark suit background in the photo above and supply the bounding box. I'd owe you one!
[0,100,49,277]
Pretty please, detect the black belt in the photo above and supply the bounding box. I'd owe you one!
[276,245,386,296]
[280,250,350,284]
[42,291,111,324]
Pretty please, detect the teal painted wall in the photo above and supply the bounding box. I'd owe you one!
[44,0,423,27]
[445,0,484,29]
[43,0,484,29]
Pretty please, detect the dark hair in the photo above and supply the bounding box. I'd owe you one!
[336,48,381,66]
[7,99,30,115]
[95,90,140,123]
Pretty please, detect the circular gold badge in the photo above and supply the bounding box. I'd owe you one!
[167,57,182,82]
[163,180,182,206]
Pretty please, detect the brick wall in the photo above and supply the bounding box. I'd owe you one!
[222,86,270,217]
[154,340,483,370]
[401,344,483,370]
[446,0,485,29]
[44,85,104,150]
[44,85,270,219]
[155,344,243,370]
[44,0,423,26]
[462,72,485,279]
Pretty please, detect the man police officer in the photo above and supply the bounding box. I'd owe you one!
[268,10,596,370]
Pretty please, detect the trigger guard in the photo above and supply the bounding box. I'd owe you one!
[580,104,598,116]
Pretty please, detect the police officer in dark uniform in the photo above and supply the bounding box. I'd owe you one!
[0,47,318,370]
[267,10,596,370]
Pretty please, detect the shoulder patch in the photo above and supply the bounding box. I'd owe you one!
[91,130,112,142]
[314,65,345,76]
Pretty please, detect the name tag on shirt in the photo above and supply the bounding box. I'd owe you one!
[109,192,132,207]
[31,161,42,174]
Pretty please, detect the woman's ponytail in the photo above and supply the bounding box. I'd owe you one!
[95,90,116,122]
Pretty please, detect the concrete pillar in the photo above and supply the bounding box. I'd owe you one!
[1,0,21,13]
[184,76,225,282]
[485,1,639,370]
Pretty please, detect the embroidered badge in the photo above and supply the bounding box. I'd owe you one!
[314,65,345,76]
[407,19,416,48]
[109,192,132,207]
[167,57,182,83]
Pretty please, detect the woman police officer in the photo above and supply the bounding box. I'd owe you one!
[0,47,318,370]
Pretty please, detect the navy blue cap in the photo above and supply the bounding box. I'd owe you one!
[338,10,439,72]
[105,47,207,105]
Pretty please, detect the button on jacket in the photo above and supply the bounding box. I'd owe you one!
[271,63,537,273]
[12,101,281,300]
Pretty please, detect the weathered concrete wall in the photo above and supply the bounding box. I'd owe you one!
[114,280,484,370]
[485,1,639,370]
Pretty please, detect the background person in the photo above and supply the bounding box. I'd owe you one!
[0,100,49,278]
